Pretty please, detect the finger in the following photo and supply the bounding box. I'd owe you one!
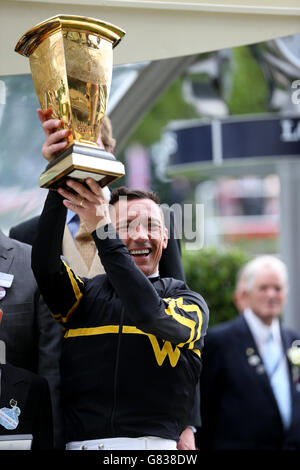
[62,198,86,211]
[62,199,90,218]
[42,119,64,137]
[37,108,53,123]
[58,186,98,214]
[65,179,100,204]
[42,128,71,162]
[47,128,71,145]
[57,187,84,206]
[85,178,107,199]
[42,141,68,161]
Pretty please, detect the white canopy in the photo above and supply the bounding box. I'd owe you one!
[1,0,300,75]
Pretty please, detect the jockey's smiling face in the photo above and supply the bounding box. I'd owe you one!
[111,198,168,277]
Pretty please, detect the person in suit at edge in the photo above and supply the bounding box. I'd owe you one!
[0,232,62,448]
[10,109,198,449]
[0,310,53,450]
[199,255,300,450]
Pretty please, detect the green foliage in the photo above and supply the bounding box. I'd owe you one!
[128,77,199,147]
[182,245,251,326]
[225,46,269,115]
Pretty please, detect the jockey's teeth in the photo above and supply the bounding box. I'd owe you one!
[130,249,150,255]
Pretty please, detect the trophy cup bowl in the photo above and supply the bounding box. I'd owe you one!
[15,15,126,189]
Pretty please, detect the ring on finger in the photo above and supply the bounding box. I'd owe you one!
[79,199,85,208]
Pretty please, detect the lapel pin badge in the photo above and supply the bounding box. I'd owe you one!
[0,273,14,289]
[0,287,6,300]
[247,354,261,367]
[0,273,14,301]
[0,399,21,430]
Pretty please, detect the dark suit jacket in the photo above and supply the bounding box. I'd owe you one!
[0,362,53,449]
[199,315,300,450]
[0,231,64,448]
[9,216,39,248]
[0,230,62,372]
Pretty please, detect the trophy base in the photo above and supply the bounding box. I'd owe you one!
[39,142,125,190]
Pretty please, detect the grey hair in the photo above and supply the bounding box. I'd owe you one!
[242,255,288,293]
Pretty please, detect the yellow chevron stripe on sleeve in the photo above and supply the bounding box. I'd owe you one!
[163,297,203,348]
[192,349,201,357]
[60,260,84,323]
[176,297,203,349]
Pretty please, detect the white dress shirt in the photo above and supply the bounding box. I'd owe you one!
[243,308,283,358]
[243,308,290,388]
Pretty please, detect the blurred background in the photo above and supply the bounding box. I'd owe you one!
[1,2,300,329]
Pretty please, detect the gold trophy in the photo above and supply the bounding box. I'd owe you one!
[15,15,126,189]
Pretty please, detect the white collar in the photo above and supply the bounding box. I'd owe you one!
[148,271,159,279]
[243,308,282,356]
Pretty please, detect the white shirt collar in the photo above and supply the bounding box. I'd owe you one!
[148,271,159,279]
[243,308,282,356]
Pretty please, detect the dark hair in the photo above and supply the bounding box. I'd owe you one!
[109,186,161,206]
